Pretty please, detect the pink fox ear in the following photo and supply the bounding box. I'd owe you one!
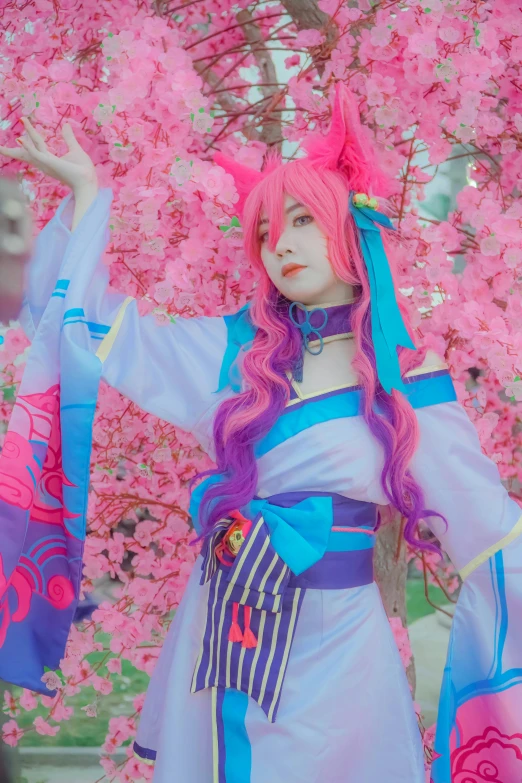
[302,82,390,196]
[213,152,265,217]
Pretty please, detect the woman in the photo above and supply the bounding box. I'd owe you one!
[0,84,521,783]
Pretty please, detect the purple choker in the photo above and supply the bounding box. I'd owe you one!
[289,299,357,356]
[288,298,358,382]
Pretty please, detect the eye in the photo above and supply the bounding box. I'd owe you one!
[259,230,269,244]
[294,214,313,227]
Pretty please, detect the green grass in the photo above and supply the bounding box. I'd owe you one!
[406,577,451,625]
[16,639,150,748]
[15,581,448,747]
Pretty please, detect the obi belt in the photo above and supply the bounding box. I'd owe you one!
[191,491,377,723]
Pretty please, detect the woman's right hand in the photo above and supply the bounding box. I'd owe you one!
[0,118,98,194]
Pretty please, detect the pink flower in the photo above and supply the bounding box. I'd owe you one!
[41,671,62,691]
[152,446,172,463]
[48,60,75,81]
[34,716,60,736]
[388,617,413,669]
[480,235,501,256]
[295,29,324,48]
[19,690,38,711]
[82,703,98,718]
[3,691,19,717]
[193,111,214,134]
[106,657,122,675]
[2,720,24,747]
[91,676,114,695]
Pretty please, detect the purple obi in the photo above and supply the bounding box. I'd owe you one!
[191,492,377,723]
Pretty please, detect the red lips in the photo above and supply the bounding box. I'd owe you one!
[281,263,306,277]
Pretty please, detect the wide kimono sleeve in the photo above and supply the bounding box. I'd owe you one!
[0,187,231,694]
[409,398,522,783]
[20,187,230,439]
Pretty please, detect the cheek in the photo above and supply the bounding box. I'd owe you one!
[260,248,278,279]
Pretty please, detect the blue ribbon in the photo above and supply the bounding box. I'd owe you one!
[215,302,256,393]
[349,195,417,395]
[244,496,333,575]
[189,476,332,575]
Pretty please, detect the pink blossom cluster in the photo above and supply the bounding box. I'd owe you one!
[1,0,522,778]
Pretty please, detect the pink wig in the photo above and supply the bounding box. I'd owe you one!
[197,83,448,554]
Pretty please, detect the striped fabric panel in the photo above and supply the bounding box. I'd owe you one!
[192,515,303,723]
[192,578,305,723]
[224,517,290,608]
[200,518,235,585]
[62,307,110,341]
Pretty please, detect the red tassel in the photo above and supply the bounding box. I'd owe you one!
[241,605,258,649]
[228,602,243,643]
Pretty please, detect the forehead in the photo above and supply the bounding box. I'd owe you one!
[259,193,302,223]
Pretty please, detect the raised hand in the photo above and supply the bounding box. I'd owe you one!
[0,118,98,193]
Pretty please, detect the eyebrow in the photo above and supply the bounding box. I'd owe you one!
[258,202,304,227]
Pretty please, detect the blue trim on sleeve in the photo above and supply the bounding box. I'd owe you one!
[215,303,256,393]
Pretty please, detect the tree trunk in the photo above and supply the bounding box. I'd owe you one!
[374,512,416,693]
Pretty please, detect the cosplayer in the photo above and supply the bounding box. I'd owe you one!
[0,84,521,783]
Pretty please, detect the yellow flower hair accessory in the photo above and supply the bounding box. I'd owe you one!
[353,193,378,210]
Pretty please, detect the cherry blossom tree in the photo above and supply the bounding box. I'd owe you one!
[1,0,521,779]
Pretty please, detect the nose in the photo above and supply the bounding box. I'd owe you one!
[274,229,294,259]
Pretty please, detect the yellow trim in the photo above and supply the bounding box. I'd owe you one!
[212,517,265,687]
[95,295,134,364]
[268,588,302,722]
[227,535,271,687]
[257,608,282,705]
[307,332,355,347]
[237,642,247,692]
[133,751,155,766]
[300,296,358,310]
[212,687,219,783]
[286,361,449,406]
[248,610,267,697]
[201,569,223,689]
[459,513,522,581]
[256,553,279,604]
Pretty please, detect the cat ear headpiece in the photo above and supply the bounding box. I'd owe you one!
[215,82,416,395]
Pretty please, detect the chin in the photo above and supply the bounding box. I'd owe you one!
[277,278,314,301]
[279,283,327,305]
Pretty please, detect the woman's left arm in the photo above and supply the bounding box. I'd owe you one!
[409,397,522,783]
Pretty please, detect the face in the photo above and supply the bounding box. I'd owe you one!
[258,194,353,306]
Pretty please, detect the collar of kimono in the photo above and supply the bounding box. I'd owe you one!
[288,297,358,356]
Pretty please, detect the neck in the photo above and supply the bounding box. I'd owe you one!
[296,284,359,309]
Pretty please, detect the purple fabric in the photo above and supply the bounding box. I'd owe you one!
[133,740,157,762]
[287,367,451,404]
[253,491,377,529]
[290,549,373,589]
[292,301,356,340]
[192,491,377,723]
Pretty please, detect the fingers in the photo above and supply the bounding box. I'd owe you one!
[61,123,83,153]
[0,144,29,162]
[20,117,48,153]
[17,134,46,162]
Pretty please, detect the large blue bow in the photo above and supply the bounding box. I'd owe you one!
[189,476,332,575]
[244,495,332,575]
[349,196,417,395]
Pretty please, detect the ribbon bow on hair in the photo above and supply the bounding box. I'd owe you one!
[349,192,417,395]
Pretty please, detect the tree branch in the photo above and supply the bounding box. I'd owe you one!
[236,8,284,147]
